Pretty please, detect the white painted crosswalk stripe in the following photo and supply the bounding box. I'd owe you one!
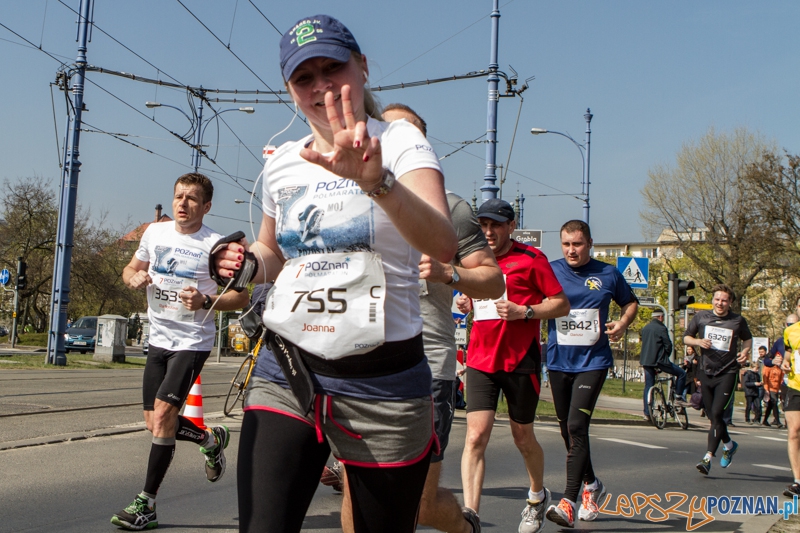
[756,436,786,442]
[753,464,792,472]
[599,438,666,449]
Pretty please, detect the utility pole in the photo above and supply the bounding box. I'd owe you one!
[46,0,93,366]
[191,88,205,172]
[10,258,22,348]
[583,109,593,225]
[480,0,501,202]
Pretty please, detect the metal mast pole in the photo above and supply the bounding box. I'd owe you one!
[583,108,593,224]
[480,0,500,202]
[46,0,93,365]
[192,89,205,172]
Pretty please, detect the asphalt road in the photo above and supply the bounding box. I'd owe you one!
[0,362,795,532]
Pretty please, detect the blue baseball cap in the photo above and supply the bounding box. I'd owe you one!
[280,15,361,80]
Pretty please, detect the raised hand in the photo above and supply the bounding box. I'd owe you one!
[299,85,384,190]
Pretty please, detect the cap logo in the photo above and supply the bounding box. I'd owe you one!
[291,20,321,47]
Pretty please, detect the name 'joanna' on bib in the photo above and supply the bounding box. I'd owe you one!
[263,251,386,360]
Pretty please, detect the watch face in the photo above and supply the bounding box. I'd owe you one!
[526,307,534,319]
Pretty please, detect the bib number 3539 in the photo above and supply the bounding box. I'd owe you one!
[263,252,386,360]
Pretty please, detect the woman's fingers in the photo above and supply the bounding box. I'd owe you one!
[325,91,344,134]
[340,85,357,133]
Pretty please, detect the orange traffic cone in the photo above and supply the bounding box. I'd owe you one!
[183,375,206,429]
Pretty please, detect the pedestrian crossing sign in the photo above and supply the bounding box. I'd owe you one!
[616,257,649,288]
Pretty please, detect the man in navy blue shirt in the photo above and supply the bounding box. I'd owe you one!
[544,220,637,528]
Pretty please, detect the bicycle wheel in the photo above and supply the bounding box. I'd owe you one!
[676,404,689,430]
[649,387,667,430]
[224,354,254,416]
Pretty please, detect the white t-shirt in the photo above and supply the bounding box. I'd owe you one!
[135,221,223,351]
[262,117,443,342]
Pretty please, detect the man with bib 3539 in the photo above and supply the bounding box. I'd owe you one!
[112,173,249,531]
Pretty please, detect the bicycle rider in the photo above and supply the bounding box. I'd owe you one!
[640,308,687,422]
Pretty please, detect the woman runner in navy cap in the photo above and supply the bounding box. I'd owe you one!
[214,14,457,533]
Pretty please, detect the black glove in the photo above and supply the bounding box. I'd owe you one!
[209,231,259,292]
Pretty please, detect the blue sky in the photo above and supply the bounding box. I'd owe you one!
[2,1,798,258]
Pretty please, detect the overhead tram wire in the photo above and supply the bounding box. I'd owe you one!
[174,0,299,118]
[246,0,283,36]
[0,21,69,67]
[56,0,185,87]
[375,0,516,83]
[82,76,258,196]
[428,132,575,197]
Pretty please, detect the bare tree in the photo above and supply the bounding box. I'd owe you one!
[640,127,781,312]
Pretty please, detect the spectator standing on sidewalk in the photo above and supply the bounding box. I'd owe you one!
[742,362,763,424]
[763,354,785,428]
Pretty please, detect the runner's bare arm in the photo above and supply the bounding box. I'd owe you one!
[123,257,151,290]
[419,245,504,299]
[737,338,752,363]
[496,291,570,321]
[684,335,712,349]
[209,284,250,311]
[605,300,638,342]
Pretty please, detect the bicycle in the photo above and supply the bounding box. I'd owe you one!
[647,370,689,430]
[223,335,264,416]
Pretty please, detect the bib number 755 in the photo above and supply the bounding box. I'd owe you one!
[292,288,347,314]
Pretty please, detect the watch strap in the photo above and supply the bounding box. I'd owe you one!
[365,168,396,199]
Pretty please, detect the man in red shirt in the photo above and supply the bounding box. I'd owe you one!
[457,199,569,533]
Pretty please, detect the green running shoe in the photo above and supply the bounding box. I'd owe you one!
[201,425,230,482]
[111,495,157,530]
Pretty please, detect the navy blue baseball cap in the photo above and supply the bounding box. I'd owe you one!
[477,199,515,222]
[280,15,361,80]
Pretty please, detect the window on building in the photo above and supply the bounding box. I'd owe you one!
[741,295,749,310]
[643,248,659,258]
[607,248,622,257]
[758,297,767,310]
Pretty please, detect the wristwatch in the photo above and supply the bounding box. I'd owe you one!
[365,168,397,199]
[202,294,213,310]
[524,305,534,322]
[446,266,460,285]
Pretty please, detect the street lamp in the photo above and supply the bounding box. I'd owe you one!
[145,92,255,172]
[530,108,593,224]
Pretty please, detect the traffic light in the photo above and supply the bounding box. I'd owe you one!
[676,279,695,310]
[668,273,696,312]
[15,259,27,291]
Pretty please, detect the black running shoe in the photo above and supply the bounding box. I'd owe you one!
[201,426,230,482]
[111,496,157,530]
[696,456,711,475]
[785,483,800,498]
[462,507,481,533]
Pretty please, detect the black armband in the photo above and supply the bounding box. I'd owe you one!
[209,231,259,292]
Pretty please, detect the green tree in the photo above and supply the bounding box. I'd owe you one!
[640,127,782,313]
[0,178,145,332]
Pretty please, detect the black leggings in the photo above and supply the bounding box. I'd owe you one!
[549,369,606,503]
[699,371,737,455]
[745,395,761,422]
[237,409,431,533]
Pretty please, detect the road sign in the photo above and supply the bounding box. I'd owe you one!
[638,297,656,304]
[617,257,649,289]
[512,229,542,249]
[0,269,9,286]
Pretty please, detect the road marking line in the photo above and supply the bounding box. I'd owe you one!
[599,438,666,449]
[753,464,792,472]
[755,436,786,442]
